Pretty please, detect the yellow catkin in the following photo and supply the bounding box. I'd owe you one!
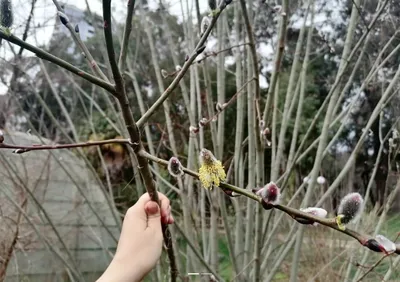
[198,160,226,189]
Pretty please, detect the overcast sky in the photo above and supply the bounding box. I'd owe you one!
[0,0,209,94]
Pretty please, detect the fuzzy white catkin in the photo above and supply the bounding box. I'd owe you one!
[300,207,327,218]
[337,192,364,224]
[375,235,396,253]
[300,207,327,226]
[317,176,326,184]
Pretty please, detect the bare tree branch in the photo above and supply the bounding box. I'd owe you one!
[0,138,130,153]
[136,0,229,128]
[138,150,400,256]
[0,30,116,93]
[102,0,178,279]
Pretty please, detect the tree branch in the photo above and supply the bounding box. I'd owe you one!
[136,1,230,128]
[197,77,256,128]
[239,0,261,120]
[52,0,109,81]
[102,1,178,280]
[0,30,116,94]
[118,0,136,71]
[138,150,400,256]
[0,138,131,154]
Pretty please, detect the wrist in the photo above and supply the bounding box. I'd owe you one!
[97,259,145,282]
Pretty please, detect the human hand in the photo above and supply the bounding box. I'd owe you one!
[97,192,174,282]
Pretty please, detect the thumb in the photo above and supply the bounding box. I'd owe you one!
[144,201,162,229]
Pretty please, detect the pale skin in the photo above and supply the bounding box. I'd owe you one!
[97,192,174,282]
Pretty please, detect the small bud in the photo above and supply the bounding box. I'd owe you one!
[196,45,206,55]
[212,116,218,122]
[368,129,373,136]
[0,130,3,143]
[303,176,311,184]
[258,182,281,207]
[185,54,189,61]
[200,16,211,36]
[225,0,233,4]
[393,129,399,139]
[74,24,79,33]
[389,138,395,148]
[175,65,182,71]
[13,148,26,154]
[222,188,241,197]
[168,157,184,178]
[336,192,364,230]
[273,5,282,13]
[57,11,69,25]
[261,127,271,147]
[375,235,396,254]
[216,102,224,112]
[317,176,326,185]
[199,118,208,127]
[0,0,14,28]
[297,207,328,226]
[364,239,385,253]
[259,120,265,130]
[208,0,216,11]
[161,69,168,78]
[189,125,199,134]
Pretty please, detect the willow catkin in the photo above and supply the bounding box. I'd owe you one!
[0,0,13,28]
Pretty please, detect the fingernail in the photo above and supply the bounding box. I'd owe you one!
[168,215,174,224]
[146,202,159,215]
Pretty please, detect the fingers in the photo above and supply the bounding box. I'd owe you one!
[158,193,174,225]
[144,201,162,233]
[133,192,174,225]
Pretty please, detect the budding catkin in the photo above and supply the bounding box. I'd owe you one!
[337,192,363,224]
[0,0,13,28]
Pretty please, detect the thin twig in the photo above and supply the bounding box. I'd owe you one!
[239,0,261,122]
[356,253,391,282]
[136,1,230,128]
[262,6,288,124]
[198,77,256,127]
[0,138,130,154]
[161,43,251,79]
[118,0,136,71]
[230,258,255,282]
[52,0,109,81]
[194,42,250,64]
[0,30,116,94]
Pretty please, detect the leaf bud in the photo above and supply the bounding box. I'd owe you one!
[57,11,69,25]
[336,192,364,230]
[168,157,184,178]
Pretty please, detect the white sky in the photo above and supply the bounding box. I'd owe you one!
[4,0,208,47]
[0,0,209,94]
[0,0,344,94]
